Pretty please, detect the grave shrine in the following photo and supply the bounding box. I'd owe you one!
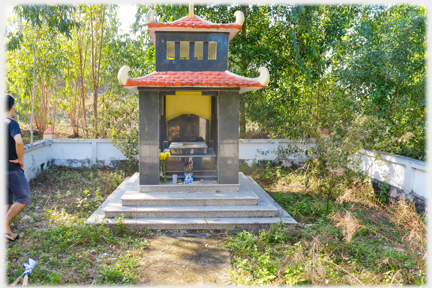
[86,7,297,230]
[118,7,269,189]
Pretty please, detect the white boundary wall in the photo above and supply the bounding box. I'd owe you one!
[239,139,315,166]
[23,139,128,181]
[23,139,427,199]
[354,149,427,200]
[23,140,53,181]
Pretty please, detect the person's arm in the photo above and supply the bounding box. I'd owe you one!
[9,134,25,170]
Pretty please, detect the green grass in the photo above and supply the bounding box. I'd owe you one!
[6,163,149,285]
[228,163,426,286]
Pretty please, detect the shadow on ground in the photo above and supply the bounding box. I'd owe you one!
[136,232,233,285]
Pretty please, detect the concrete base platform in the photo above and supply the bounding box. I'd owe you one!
[86,173,298,231]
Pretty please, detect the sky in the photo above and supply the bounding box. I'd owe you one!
[6,4,138,35]
[117,4,138,34]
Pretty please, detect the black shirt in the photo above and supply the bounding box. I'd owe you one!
[5,118,21,171]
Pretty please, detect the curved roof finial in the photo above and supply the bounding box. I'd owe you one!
[118,66,130,86]
[234,11,244,25]
[189,3,194,18]
[146,10,157,24]
[256,67,270,86]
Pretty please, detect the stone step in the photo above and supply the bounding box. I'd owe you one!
[140,182,240,193]
[87,216,298,231]
[120,190,259,206]
[85,172,299,230]
[103,203,277,218]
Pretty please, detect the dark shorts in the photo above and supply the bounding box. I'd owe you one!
[7,169,31,205]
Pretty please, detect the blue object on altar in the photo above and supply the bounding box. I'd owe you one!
[184,173,193,184]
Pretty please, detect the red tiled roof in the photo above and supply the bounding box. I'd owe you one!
[147,16,241,30]
[124,71,265,88]
[44,128,54,135]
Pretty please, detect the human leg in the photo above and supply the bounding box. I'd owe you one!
[5,205,11,214]
[5,202,26,238]
[6,169,31,239]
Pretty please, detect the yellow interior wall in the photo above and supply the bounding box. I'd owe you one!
[166,91,211,122]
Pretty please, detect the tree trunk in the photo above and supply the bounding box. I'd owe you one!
[30,28,40,143]
[93,90,98,138]
[90,5,105,139]
[77,26,89,138]
[316,78,321,124]
[90,5,96,138]
[309,82,314,122]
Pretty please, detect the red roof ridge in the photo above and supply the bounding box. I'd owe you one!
[145,10,244,45]
[147,14,240,29]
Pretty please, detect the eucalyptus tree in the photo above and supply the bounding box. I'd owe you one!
[88,4,106,138]
[70,4,126,139]
[6,4,79,142]
[55,24,84,137]
[6,4,129,139]
[59,4,118,138]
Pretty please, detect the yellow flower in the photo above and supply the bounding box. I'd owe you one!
[159,152,171,160]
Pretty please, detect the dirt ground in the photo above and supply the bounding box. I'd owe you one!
[136,232,233,286]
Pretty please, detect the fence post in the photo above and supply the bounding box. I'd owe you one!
[91,140,97,165]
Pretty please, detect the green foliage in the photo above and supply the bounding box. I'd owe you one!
[40,218,118,249]
[106,94,139,161]
[332,5,426,160]
[98,252,140,284]
[114,215,128,236]
[6,4,425,160]
[225,223,294,285]
[233,161,426,285]
[7,5,80,51]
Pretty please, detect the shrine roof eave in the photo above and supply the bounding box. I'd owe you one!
[117,68,270,95]
[123,85,263,95]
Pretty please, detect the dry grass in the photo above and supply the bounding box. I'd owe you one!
[231,164,427,285]
[332,211,362,242]
[335,179,427,271]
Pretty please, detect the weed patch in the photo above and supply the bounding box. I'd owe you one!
[232,163,426,285]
